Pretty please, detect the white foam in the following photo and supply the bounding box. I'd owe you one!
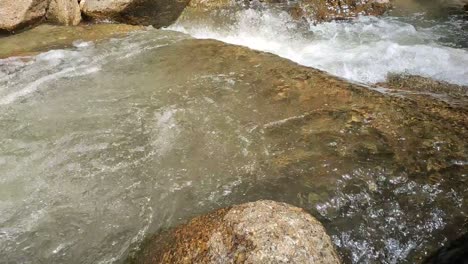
[170,9,468,86]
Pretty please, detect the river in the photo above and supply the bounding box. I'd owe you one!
[0,3,467,264]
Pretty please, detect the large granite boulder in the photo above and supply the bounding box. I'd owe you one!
[0,0,82,32]
[132,200,341,263]
[0,0,49,32]
[46,0,82,26]
[80,0,190,28]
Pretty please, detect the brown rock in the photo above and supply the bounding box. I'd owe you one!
[0,0,49,33]
[131,200,341,264]
[79,0,132,18]
[46,0,82,26]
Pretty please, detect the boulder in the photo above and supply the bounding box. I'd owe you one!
[79,0,132,19]
[0,0,49,33]
[132,200,341,263]
[46,0,82,26]
[80,0,190,28]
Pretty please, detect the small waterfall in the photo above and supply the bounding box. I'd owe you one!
[170,7,468,86]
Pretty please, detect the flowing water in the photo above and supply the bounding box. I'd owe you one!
[0,4,467,264]
[170,6,468,86]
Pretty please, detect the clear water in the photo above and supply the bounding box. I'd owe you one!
[0,7,467,264]
[170,7,468,86]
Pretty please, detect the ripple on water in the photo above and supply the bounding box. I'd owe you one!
[315,170,465,263]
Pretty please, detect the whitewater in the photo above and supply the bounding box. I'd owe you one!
[170,8,468,86]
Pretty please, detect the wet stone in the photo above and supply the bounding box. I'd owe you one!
[129,200,341,264]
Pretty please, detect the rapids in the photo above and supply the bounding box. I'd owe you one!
[170,7,468,86]
[0,4,467,264]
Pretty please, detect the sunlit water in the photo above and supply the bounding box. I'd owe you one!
[0,8,467,264]
[170,7,468,86]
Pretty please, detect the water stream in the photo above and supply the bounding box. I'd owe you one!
[170,6,468,86]
[0,4,467,264]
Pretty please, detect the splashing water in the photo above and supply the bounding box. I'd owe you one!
[170,7,468,85]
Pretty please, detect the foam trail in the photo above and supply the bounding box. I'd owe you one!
[0,29,183,105]
[0,66,100,105]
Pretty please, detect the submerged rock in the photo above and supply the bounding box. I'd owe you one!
[378,74,468,99]
[391,0,468,15]
[423,233,468,264]
[0,0,49,32]
[80,0,190,28]
[0,24,143,58]
[131,200,341,263]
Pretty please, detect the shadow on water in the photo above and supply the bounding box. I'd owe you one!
[118,0,191,28]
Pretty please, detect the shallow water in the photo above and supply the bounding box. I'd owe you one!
[0,9,467,264]
[170,7,468,86]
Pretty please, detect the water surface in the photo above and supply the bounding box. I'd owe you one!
[170,6,468,86]
[0,12,467,264]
